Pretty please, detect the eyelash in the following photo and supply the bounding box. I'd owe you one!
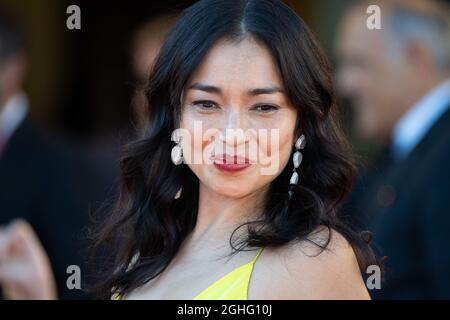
[191,100,279,113]
[192,100,218,110]
[253,104,279,113]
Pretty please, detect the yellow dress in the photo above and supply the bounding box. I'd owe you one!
[114,247,264,300]
[193,247,264,300]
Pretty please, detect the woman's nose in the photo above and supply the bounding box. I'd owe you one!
[219,109,250,147]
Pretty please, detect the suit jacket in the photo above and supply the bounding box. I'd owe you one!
[0,116,103,299]
[347,104,450,299]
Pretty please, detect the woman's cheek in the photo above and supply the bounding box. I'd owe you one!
[180,114,217,165]
[260,116,296,176]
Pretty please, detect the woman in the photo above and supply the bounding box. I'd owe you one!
[91,0,378,300]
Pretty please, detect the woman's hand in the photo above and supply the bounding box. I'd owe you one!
[0,219,57,300]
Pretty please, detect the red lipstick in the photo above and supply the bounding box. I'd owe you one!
[211,154,251,172]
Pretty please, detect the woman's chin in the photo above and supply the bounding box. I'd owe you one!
[209,184,254,199]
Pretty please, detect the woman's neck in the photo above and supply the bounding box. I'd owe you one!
[188,183,268,249]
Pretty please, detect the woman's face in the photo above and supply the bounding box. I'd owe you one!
[180,37,298,198]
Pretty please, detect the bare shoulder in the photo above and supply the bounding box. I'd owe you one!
[253,226,370,300]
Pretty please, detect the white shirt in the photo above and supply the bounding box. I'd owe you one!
[0,92,29,144]
[391,78,450,160]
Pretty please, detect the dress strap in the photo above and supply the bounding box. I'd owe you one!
[251,247,264,264]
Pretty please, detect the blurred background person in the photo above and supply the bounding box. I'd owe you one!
[0,14,28,157]
[0,219,57,300]
[335,0,450,299]
[0,9,182,300]
[0,13,95,299]
[130,12,179,131]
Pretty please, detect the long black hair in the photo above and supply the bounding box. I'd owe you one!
[89,0,379,299]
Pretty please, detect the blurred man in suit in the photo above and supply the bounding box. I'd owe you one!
[0,15,93,299]
[335,0,450,299]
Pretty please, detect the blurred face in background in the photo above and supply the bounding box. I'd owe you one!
[335,7,411,143]
[334,3,445,144]
[131,14,178,129]
[0,54,26,108]
[180,37,298,199]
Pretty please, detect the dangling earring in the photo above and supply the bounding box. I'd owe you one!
[289,134,306,199]
[171,130,184,165]
[174,187,182,199]
[171,130,183,199]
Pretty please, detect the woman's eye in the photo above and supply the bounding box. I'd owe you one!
[192,100,218,110]
[252,104,279,113]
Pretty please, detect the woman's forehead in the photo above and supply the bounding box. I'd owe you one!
[186,37,285,92]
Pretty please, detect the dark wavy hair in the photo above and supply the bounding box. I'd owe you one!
[89,0,379,299]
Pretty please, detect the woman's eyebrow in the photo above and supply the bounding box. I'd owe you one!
[187,82,284,96]
[248,86,284,96]
[187,82,222,94]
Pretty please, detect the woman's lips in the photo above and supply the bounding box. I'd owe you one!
[211,154,251,172]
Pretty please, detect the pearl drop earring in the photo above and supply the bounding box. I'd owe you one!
[171,130,184,165]
[289,134,306,199]
[171,130,183,199]
[174,187,182,199]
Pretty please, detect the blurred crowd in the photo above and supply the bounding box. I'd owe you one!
[0,0,450,299]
